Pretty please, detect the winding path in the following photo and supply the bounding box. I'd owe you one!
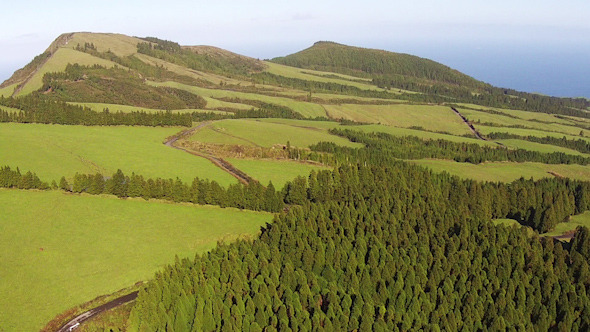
[164,122,253,184]
[57,292,138,332]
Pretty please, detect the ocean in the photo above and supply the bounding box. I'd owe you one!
[390,41,590,99]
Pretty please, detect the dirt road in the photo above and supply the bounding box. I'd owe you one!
[164,122,253,184]
[450,107,487,141]
[57,291,138,332]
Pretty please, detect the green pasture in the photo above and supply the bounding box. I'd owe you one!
[65,32,143,56]
[323,104,472,136]
[148,81,327,118]
[543,211,590,238]
[202,96,253,110]
[0,189,271,331]
[0,123,236,186]
[190,119,362,148]
[135,53,254,87]
[227,158,331,189]
[0,83,17,97]
[495,139,590,156]
[412,159,590,182]
[478,125,590,143]
[346,123,495,146]
[263,61,382,91]
[454,103,579,126]
[69,102,231,114]
[16,48,120,96]
[459,108,588,137]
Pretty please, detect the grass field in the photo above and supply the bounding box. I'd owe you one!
[459,108,588,137]
[227,158,330,188]
[135,53,254,87]
[69,102,232,115]
[346,123,495,146]
[16,48,120,96]
[543,211,590,238]
[0,83,17,97]
[413,159,590,182]
[190,119,362,148]
[0,189,271,331]
[496,139,590,156]
[148,81,327,118]
[455,103,581,126]
[65,33,143,57]
[263,61,382,91]
[201,96,253,110]
[477,125,590,143]
[0,123,237,186]
[323,104,472,136]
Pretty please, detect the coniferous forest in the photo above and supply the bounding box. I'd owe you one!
[128,162,590,331]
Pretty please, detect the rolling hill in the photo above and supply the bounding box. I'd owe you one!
[2,32,590,331]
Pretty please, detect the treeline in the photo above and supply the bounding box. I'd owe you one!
[65,169,284,212]
[137,38,264,77]
[250,72,400,100]
[316,128,590,165]
[0,166,48,190]
[41,64,208,110]
[216,97,305,119]
[75,42,206,87]
[0,95,193,127]
[129,162,590,331]
[488,132,590,154]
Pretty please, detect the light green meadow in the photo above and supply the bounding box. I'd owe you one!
[148,81,327,118]
[16,48,120,96]
[228,158,331,189]
[0,189,271,331]
[412,159,590,182]
[0,123,237,186]
[190,119,362,148]
[323,104,472,136]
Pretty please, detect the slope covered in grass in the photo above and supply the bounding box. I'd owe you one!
[0,123,237,186]
[0,189,271,331]
[413,159,590,182]
[189,119,362,148]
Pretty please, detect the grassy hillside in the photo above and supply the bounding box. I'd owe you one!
[16,48,120,96]
[324,104,473,136]
[148,81,327,118]
[189,119,362,148]
[0,123,237,186]
[271,41,483,89]
[0,189,271,331]
[227,158,330,188]
[413,159,590,182]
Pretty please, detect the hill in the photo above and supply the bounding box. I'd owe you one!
[271,41,590,116]
[2,32,590,331]
[271,41,485,89]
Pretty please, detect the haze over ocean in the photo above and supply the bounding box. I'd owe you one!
[385,41,590,99]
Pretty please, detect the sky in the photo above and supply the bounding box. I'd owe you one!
[1,0,589,96]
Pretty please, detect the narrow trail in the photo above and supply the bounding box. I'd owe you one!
[164,122,253,184]
[57,292,138,332]
[450,107,487,141]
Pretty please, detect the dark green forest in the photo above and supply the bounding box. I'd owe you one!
[128,162,590,331]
